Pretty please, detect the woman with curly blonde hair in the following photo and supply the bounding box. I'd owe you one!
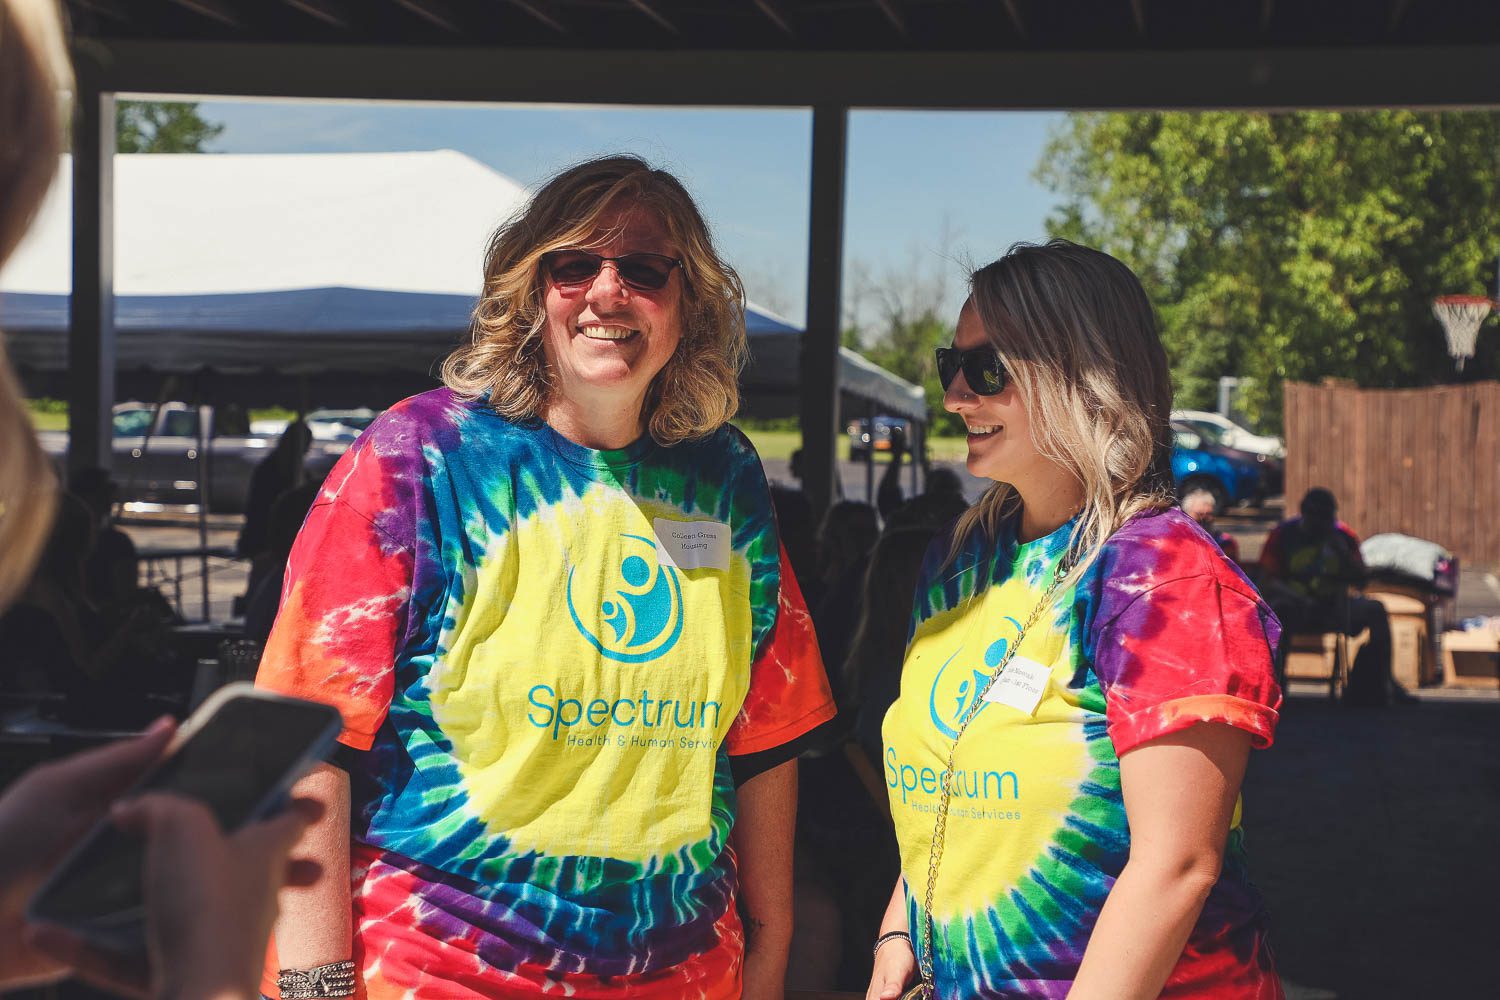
[259,156,835,1000]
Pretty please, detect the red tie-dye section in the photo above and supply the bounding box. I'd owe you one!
[258,493,411,750]
[725,545,836,755]
[1091,528,1282,755]
[262,843,745,1000]
[346,844,744,999]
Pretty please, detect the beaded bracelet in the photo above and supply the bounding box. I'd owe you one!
[277,960,356,999]
[872,929,913,959]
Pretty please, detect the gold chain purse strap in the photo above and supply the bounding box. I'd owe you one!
[901,547,1079,1000]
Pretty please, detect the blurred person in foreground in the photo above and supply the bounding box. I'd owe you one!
[0,2,321,997]
[1259,486,1397,707]
[868,241,1283,999]
[1180,486,1240,563]
[258,156,835,999]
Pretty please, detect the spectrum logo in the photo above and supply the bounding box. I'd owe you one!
[927,616,1021,738]
[566,533,684,663]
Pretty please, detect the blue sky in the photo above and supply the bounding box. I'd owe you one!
[198,100,1065,330]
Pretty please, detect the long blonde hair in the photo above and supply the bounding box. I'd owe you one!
[442,156,747,445]
[0,0,69,609]
[950,240,1174,575]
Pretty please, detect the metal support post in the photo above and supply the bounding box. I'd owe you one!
[68,76,116,476]
[800,104,848,515]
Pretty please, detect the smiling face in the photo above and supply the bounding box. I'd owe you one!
[539,204,685,436]
[944,298,1047,487]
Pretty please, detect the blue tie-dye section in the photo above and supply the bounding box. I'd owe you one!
[337,388,776,974]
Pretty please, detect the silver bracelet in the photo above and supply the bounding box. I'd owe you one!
[277,960,356,999]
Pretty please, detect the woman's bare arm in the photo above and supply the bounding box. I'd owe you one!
[732,758,796,1000]
[272,763,353,970]
[1067,722,1251,1000]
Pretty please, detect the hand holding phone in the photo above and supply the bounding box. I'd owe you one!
[29,793,324,1000]
[27,684,343,956]
[0,717,176,991]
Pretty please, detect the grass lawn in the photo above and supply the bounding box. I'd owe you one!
[24,402,310,434]
[740,425,969,464]
[26,407,66,431]
[26,403,973,464]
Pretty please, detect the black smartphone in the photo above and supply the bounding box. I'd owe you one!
[28,683,343,953]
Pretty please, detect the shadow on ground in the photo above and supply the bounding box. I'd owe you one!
[1245,693,1500,998]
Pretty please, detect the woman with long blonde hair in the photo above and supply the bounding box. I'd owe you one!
[868,240,1283,999]
[258,155,834,999]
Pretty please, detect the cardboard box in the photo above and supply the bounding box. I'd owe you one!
[1387,614,1427,690]
[1441,631,1500,689]
[1367,585,1440,688]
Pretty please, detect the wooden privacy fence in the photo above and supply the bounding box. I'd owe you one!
[1283,380,1500,565]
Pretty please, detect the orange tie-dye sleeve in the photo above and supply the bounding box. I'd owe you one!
[255,497,414,751]
[723,543,837,757]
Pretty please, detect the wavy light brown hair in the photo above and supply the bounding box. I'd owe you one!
[951,240,1175,576]
[0,0,68,610]
[442,156,747,445]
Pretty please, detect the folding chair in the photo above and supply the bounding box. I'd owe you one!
[1275,594,1359,701]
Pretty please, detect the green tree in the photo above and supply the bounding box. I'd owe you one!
[1038,111,1500,431]
[116,100,223,153]
[846,249,965,435]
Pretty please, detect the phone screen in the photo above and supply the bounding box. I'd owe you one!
[31,692,340,929]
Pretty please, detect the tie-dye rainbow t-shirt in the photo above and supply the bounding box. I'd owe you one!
[882,508,1282,999]
[256,388,835,999]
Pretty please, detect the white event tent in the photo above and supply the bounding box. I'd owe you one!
[0,151,925,422]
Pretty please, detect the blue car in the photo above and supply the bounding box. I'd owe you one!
[1171,422,1262,511]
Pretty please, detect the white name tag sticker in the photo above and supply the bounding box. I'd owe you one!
[653,518,731,572]
[981,655,1052,716]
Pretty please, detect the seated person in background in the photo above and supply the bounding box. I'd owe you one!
[810,500,879,696]
[882,473,970,534]
[68,466,136,607]
[0,492,104,695]
[772,483,822,606]
[1180,487,1240,562]
[845,527,946,762]
[237,418,311,561]
[243,480,322,642]
[1259,487,1396,706]
[923,466,964,499]
[0,492,181,722]
[70,466,179,626]
[875,425,908,519]
[797,525,937,992]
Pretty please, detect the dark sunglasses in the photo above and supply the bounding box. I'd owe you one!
[540,250,683,292]
[935,346,1009,396]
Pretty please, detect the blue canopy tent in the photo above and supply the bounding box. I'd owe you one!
[0,286,928,423]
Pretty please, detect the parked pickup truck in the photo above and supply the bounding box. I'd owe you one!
[38,402,352,513]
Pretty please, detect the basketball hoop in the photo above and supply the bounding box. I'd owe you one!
[1433,294,1495,371]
